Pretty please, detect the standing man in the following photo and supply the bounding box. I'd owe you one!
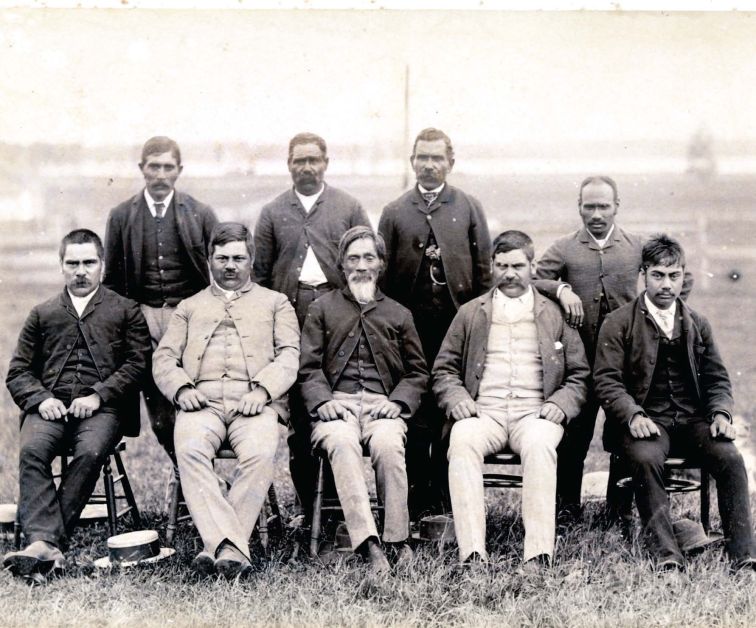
[104,136,218,463]
[4,229,150,577]
[594,234,755,571]
[254,132,371,519]
[434,231,588,566]
[299,226,428,572]
[378,127,492,515]
[153,222,300,578]
[535,175,692,520]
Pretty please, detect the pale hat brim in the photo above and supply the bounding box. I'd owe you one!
[94,547,175,569]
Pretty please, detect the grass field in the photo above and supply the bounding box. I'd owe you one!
[0,172,755,626]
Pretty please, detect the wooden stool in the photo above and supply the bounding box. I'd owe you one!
[165,447,281,548]
[482,450,523,489]
[309,448,384,558]
[14,440,141,548]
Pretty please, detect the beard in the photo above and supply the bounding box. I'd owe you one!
[347,271,378,304]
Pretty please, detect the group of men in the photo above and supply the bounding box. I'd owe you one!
[4,130,755,580]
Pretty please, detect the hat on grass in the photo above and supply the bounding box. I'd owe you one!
[411,514,455,544]
[673,518,723,555]
[94,530,175,568]
[0,504,16,534]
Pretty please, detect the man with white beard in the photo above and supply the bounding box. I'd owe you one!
[299,226,429,573]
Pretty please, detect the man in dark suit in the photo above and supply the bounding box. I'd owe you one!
[535,176,692,520]
[254,132,370,520]
[378,127,492,515]
[594,234,755,571]
[104,136,218,462]
[4,229,150,578]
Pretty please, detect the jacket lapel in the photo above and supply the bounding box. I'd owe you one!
[79,286,104,320]
[125,193,146,281]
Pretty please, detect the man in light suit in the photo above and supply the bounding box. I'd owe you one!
[153,222,299,578]
[378,127,492,516]
[104,136,218,462]
[535,176,693,520]
[254,132,370,522]
[4,229,150,578]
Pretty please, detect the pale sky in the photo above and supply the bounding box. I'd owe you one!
[2,8,756,148]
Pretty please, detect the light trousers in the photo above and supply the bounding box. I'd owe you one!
[447,396,563,562]
[310,390,409,550]
[174,379,280,560]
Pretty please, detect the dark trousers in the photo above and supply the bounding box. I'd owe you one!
[18,411,121,548]
[143,380,176,463]
[621,418,755,563]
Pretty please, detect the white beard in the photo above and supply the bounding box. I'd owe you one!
[348,277,377,304]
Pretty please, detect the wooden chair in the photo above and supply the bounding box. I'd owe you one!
[14,440,141,548]
[165,447,281,549]
[309,448,384,558]
[482,450,523,490]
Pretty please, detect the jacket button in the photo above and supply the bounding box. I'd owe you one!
[418,243,424,248]
[338,351,345,356]
[348,332,354,337]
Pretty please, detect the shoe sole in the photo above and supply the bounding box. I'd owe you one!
[3,555,55,577]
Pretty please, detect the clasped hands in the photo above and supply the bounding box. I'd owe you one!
[176,385,270,416]
[316,398,404,422]
[450,398,565,424]
[38,394,101,421]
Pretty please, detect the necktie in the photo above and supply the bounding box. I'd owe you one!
[155,202,165,218]
[421,192,438,206]
[656,309,673,338]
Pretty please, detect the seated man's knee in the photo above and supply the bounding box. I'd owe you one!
[447,424,482,461]
[624,441,666,470]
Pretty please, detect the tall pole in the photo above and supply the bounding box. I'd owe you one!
[402,64,411,190]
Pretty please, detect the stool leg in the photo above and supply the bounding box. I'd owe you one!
[166,467,182,547]
[258,496,270,550]
[267,484,282,538]
[103,457,118,536]
[701,468,710,534]
[14,511,21,550]
[113,451,141,529]
[310,457,325,559]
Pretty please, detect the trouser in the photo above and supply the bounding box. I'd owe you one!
[288,282,335,519]
[140,304,178,462]
[621,417,755,563]
[310,390,409,550]
[18,411,121,548]
[174,379,280,560]
[447,396,563,562]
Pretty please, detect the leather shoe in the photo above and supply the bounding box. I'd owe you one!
[360,537,390,575]
[191,551,216,577]
[731,556,756,572]
[3,541,66,577]
[390,542,414,567]
[214,544,252,580]
[657,557,685,572]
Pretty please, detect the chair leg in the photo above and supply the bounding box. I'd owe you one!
[258,494,270,550]
[309,457,325,559]
[165,466,182,547]
[113,451,141,529]
[700,467,710,534]
[267,483,282,538]
[14,511,22,550]
[102,457,118,537]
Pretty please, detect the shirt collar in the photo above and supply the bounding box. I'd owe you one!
[66,287,98,317]
[295,184,325,207]
[144,189,175,217]
[418,182,445,195]
[587,224,615,248]
[493,285,534,307]
[643,292,677,320]
[211,279,254,300]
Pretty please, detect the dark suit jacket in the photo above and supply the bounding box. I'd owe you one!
[253,184,370,306]
[6,286,151,436]
[594,295,733,451]
[378,184,492,311]
[299,288,429,419]
[103,190,218,302]
[433,288,589,438]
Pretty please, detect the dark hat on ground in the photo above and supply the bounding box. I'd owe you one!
[94,530,175,568]
[0,504,16,534]
[411,514,456,544]
[673,518,723,555]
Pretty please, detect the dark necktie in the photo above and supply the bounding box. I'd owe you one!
[421,191,438,206]
[155,202,165,218]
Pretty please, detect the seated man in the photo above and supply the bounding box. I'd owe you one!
[153,222,299,578]
[4,229,150,577]
[594,233,756,571]
[299,226,428,573]
[433,230,589,567]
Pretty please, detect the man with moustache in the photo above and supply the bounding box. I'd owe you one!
[4,229,150,577]
[299,226,429,573]
[434,231,588,567]
[104,136,218,463]
[153,222,299,578]
[594,234,755,571]
[378,127,492,516]
[254,132,370,521]
[535,176,693,521]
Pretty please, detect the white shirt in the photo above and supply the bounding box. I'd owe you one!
[588,224,615,249]
[67,288,98,318]
[418,183,445,196]
[492,285,535,324]
[296,184,329,286]
[644,293,677,339]
[144,189,175,217]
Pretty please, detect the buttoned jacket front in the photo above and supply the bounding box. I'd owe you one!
[152,283,300,421]
[377,184,492,311]
[432,288,589,438]
[5,286,151,436]
[253,184,370,306]
[299,288,429,418]
[594,296,733,450]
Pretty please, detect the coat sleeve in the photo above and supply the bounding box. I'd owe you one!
[695,314,734,418]
[5,306,54,412]
[90,301,151,405]
[251,295,301,401]
[376,208,395,294]
[152,301,195,402]
[298,300,336,415]
[470,197,492,294]
[252,206,275,289]
[534,240,567,299]
[387,312,429,416]
[432,309,475,416]
[103,210,126,295]
[350,200,372,229]
[544,321,589,422]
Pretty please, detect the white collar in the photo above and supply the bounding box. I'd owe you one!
[644,292,677,321]
[587,224,615,248]
[418,183,445,195]
[144,189,175,217]
[67,287,98,317]
[295,184,325,207]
